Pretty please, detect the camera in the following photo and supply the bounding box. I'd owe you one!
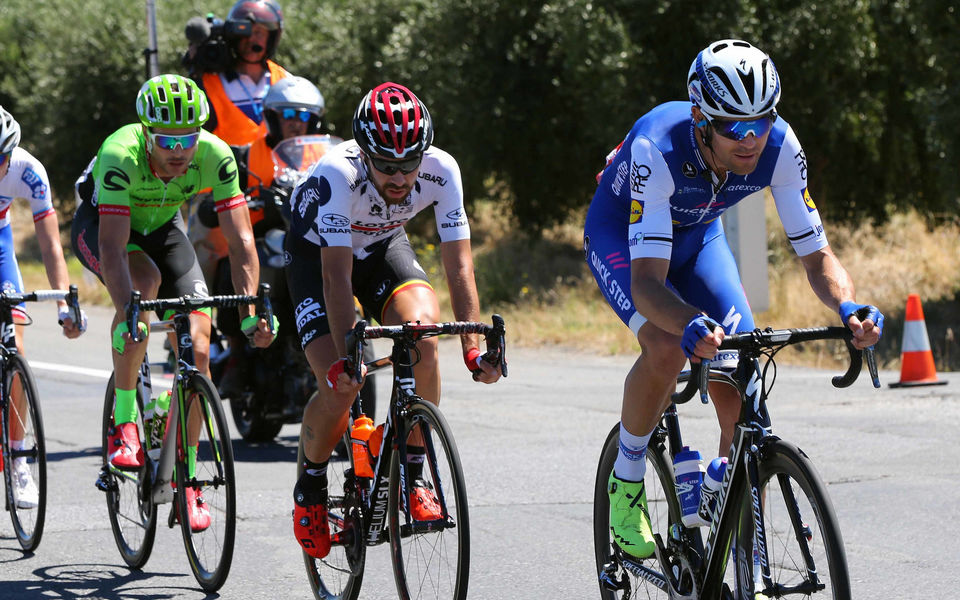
[183,13,252,75]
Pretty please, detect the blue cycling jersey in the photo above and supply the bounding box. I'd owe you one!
[584,101,828,339]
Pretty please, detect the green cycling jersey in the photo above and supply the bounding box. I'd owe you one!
[93,124,243,235]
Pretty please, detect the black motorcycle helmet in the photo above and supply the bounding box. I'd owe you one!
[225,0,284,60]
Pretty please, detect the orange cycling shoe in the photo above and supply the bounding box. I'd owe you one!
[108,422,144,469]
[294,481,330,558]
[410,479,442,521]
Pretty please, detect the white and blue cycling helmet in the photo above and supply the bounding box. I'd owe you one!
[687,39,780,119]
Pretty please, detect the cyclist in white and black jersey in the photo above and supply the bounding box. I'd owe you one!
[584,40,884,561]
[285,82,501,560]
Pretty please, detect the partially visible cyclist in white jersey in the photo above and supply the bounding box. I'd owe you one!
[583,39,884,560]
[285,82,501,559]
[0,105,87,508]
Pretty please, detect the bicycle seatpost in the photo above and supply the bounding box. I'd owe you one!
[127,290,143,343]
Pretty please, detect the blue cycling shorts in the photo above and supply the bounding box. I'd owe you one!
[583,217,755,340]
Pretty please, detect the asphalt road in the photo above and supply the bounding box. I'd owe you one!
[0,305,958,599]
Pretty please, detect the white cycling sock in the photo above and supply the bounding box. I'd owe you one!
[613,423,652,482]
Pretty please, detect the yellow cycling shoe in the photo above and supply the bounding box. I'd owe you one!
[608,471,655,559]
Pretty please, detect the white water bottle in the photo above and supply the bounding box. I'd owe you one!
[697,456,728,524]
[673,447,705,527]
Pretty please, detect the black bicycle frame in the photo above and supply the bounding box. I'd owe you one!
[355,337,452,547]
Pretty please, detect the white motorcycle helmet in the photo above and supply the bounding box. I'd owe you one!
[263,76,325,140]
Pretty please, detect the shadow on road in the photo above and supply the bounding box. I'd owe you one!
[0,560,217,599]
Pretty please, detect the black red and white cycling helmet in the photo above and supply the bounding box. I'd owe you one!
[0,106,21,154]
[226,0,284,59]
[352,82,433,160]
[687,39,780,119]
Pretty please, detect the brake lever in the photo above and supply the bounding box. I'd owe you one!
[698,357,711,404]
[864,346,881,388]
[345,320,368,383]
[257,282,274,335]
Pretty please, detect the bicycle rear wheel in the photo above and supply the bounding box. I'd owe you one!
[739,439,850,599]
[102,373,157,568]
[388,400,469,600]
[299,428,365,600]
[593,422,682,599]
[175,374,236,592]
[2,354,46,552]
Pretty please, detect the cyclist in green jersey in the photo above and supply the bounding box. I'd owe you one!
[71,75,276,514]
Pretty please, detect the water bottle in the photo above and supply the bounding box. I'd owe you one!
[698,456,728,524]
[143,390,172,453]
[351,415,375,478]
[368,423,384,460]
[673,447,706,527]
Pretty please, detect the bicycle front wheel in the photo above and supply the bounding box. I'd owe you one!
[175,374,236,592]
[740,439,850,599]
[299,429,365,600]
[102,373,157,567]
[388,400,469,600]
[593,422,681,599]
[3,354,46,551]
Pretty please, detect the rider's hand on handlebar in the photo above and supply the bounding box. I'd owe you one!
[241,314,279,348]
[326,358,367,396]
[112,320,148,355]
[839,301,884,350]
[464,348,501,384]
[681,314,724,362]
[58,306,87,339]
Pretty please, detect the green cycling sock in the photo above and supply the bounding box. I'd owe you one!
[188,445,197,479]
[113,388,138,424]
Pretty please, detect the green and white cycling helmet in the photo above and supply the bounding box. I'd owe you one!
[136,74,210,129]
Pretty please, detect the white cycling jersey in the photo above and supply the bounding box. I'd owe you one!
[290,140,470,259]
[0,147,56,229]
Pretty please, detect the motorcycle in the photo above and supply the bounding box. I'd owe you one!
[195,134,377,442]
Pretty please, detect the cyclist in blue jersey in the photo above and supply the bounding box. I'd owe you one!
[584,39,884,560]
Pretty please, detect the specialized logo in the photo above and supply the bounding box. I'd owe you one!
[375,279,391,299]
[722,305,742,336]
[681,161,697,179]
[217,156,237,185]
[102,168,131,192]
[629,200,644,224]
[802,187,817,212]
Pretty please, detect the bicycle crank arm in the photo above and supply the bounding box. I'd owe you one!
[652,533,698,600]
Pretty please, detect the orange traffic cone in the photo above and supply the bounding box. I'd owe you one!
[889,294,948,388]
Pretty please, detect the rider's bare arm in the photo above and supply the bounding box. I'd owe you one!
[99,213,136,313]
[321,246,357,360]
[799,246,880,348]
[630,257,703,335]
[217,205,259,320]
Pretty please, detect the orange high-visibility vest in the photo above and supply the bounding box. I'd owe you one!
[202,61,290,146]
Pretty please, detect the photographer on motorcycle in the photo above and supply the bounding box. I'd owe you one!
[183,0,292,146]
[191,76,329,402]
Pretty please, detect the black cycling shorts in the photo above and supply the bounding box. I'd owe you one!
[71,200,209,301]
[285,231,432,349]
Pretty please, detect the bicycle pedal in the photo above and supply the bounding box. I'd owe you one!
[94,468,117,493]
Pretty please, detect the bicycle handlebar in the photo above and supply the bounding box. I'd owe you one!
[124,282,273,343]
[344,315,509,383]
[0,285,83,325]
[671,325,881,405]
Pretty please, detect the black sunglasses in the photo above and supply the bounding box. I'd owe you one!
[368,153,423,175]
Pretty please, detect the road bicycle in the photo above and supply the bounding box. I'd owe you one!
[300,315,507,600]
[594,324,880,600]
[95,285,272,592]
[1,286,82,552]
